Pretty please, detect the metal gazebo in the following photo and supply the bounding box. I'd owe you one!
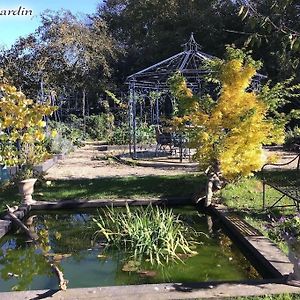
[125,33,265,158]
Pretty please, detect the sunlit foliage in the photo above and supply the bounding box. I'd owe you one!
[169,47,286,180]
[0,72,57,168]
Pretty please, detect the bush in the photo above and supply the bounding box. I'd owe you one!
[85,114,114,141]
[48,133,74,155]
[284,126,300,150]
[108,123,130,145]
[45,119,87,155]
[108,122,155,145]
[136,122,155,145]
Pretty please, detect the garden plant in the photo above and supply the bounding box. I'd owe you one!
[93,204,198,265]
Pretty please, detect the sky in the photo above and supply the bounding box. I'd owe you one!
[0,0,101,48]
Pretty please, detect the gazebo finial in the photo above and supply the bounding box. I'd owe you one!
[183,32,201,51]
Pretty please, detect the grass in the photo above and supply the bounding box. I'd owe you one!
[0,174,206,212]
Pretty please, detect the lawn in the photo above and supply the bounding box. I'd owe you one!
[0,174,206,212]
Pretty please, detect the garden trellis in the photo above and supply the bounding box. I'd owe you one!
[126,33,266,158]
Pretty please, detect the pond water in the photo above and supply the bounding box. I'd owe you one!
[0,206,259,292]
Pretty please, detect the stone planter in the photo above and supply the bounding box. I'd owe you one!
[18,178,37,205]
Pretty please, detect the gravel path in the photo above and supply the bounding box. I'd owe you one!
[45,143,299,180]
[45,143,198,180]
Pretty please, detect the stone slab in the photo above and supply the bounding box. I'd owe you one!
[0,280,299,300]
[30,198,191,210]
[210,204,293,279]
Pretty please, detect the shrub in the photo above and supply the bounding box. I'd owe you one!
[48,133,74,155]
[136,122,156,145]
[108,122,155,145]
[85,114,114,141]
[284,126,300,150]
[93,204,198,265]
[46,120,87,152]
[108,123,130,145]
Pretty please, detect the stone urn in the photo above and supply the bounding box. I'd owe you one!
[18,178,37,205]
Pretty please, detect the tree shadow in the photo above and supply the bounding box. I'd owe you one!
[34,174,207,202]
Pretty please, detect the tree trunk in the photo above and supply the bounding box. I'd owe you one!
[204,161,222,207]
[82,88,86,133]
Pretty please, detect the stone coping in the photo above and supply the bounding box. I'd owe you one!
[0,280,300,300]
[0,200,300,299]
[29,198,191,210]
[209,204,293,279]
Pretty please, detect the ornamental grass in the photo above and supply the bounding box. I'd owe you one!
[93,204,198,265]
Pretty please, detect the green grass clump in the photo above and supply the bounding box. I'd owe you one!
[93,204,198,265]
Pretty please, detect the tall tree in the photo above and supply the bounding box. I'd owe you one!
[0,10,119,117]
[235,0,300,81]
[96,0,243,85]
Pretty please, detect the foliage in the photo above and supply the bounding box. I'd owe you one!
[169,47,284,180]
[107,121,155,145]
[85,114,115,141]
[0,74,56,177]
[0,10,119,116]
[235,0,300,95]
[45,116,89,154]
[136,122,156,145]
[93,204,198,265]
[47,133,74,155]
[97,0,242,84]
[284,126,300,150]
[269,215,300,243]
[237,0,300,51]
[108,122,130,145]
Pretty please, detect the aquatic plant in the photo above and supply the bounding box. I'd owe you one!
[93,204,198,265]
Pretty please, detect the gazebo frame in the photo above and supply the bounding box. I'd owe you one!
[125,33,265,158]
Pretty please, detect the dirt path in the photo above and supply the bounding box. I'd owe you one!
[45,143,198,180]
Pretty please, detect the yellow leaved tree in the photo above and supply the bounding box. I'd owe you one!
[169,47,285,206]
[0,70,57,179]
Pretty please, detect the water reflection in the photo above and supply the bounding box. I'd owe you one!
[0,208,260,291]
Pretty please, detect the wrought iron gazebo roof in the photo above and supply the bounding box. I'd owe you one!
[126,33,215,90]
[126,33,265,90]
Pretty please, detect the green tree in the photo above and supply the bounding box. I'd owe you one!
[235,0,300,81]
[0,10,119,118]
[96,0,243,84]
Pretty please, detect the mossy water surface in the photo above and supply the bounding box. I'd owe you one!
[0,206,259,292]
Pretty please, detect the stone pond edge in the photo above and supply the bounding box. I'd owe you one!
[0,199,299,299]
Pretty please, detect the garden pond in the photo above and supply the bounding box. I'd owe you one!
[0,206,260,292]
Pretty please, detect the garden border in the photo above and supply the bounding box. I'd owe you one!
[0,200,300,299]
